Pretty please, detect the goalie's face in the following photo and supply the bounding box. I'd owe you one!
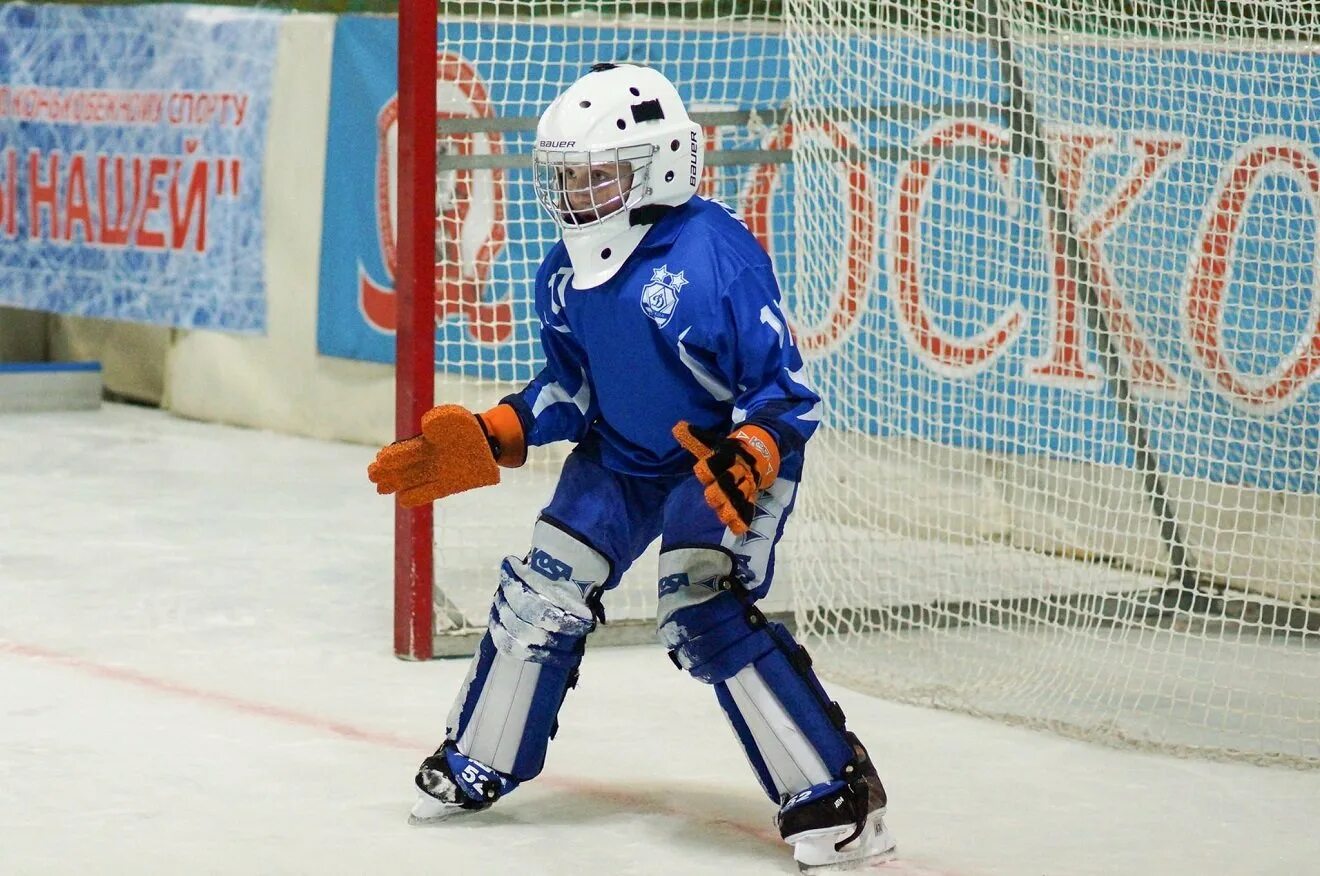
[558,160,634,224]
[532,145,652,229]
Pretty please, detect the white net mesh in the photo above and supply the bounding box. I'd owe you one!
[416,1,1320,765]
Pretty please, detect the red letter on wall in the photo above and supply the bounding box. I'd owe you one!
[1186,138,1320,411]
[1026,132,1185,396]
[890,119,1025,375]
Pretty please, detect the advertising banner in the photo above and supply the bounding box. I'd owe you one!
[0,4,278,332]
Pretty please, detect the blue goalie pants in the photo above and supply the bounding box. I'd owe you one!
[444,449,858,805]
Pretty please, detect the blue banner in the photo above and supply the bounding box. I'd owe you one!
[0,4,278,332]
[317,20,1320,494]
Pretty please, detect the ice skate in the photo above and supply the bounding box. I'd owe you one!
[407,744,503,826]
[777,740,896,873]
[784,806,895,873]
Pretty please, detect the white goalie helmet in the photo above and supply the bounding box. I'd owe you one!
[532,63,704,288]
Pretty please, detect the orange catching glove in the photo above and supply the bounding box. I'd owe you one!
[672,421,780,536]
[367,403,527,508]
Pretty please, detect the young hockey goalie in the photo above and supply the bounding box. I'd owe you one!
[368,63,895,872]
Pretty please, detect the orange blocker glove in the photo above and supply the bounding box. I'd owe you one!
[367,403,526,508]
[672,421,780,536]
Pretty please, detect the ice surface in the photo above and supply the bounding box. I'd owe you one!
[2,404,1318,875]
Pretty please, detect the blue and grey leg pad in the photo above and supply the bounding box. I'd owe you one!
[657,546,856,804]
[445,518,609,783]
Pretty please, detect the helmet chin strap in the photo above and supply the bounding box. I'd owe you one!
[628,204,673,227]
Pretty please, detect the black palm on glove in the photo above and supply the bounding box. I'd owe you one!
[672,421,780,535]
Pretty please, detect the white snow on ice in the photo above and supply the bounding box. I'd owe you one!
[2,404,1318,875]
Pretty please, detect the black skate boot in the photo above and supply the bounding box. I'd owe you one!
[775,733,896,872]
[408,742,505,826]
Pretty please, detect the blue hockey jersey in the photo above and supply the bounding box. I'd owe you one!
[503,197,821,480]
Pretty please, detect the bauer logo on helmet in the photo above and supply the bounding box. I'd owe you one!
[689,130,699,186]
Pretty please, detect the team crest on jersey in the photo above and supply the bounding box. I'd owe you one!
[640,265,688,328]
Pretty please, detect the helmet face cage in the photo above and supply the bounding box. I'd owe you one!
[532,144,655,229]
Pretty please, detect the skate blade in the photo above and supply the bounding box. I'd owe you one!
[797,843,897,873]
[407,808,473,827]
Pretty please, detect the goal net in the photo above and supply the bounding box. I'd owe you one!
[400,0,1320,766]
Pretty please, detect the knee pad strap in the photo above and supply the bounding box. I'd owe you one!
[661,591,777,684]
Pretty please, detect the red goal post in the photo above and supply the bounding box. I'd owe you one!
[394,0,437,660]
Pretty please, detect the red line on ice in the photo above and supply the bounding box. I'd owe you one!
[1,638,420,748]
[1,638,959,875]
